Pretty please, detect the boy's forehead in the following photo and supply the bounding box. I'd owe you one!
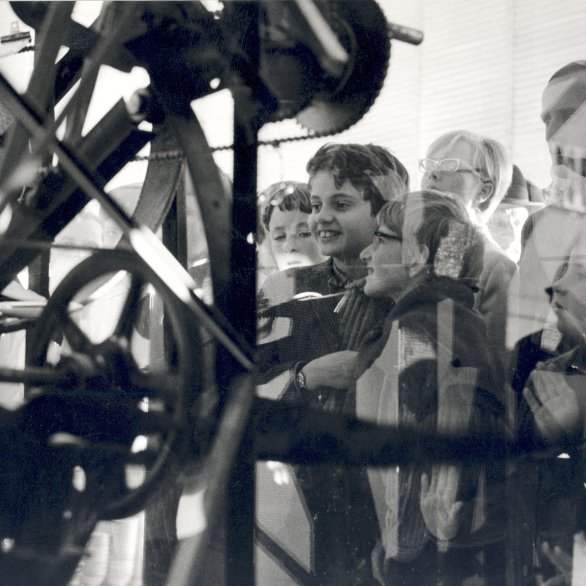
[309,169,362,197]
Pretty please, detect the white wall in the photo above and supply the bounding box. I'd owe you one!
[2,1,586,192]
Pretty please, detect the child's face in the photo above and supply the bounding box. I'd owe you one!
[360,222,409,299]
[268,207,323,270]
[551,232,586,342]
[309,170,377,267]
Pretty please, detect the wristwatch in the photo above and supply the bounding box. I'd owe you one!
[294,363,307,392]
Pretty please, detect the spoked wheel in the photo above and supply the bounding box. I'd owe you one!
[0,1,232,294]
[28,249,203,520]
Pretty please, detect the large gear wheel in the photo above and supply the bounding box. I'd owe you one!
[28,250,203,521]
[295,0,391,135]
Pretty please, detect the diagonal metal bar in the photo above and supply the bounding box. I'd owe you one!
[0,97,148,288]
[51,3,140,148]
[165,374,256,586]
[253,397,573,466]
[255,525,318,586]
[0,72,255,371]
[0,3,74,193]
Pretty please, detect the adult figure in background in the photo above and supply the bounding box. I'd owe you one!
[507,61,586,586]
[510,59,586,459]
[516,221,586,586]
[487,164,544,263]
[421,130,517,377]
[515,61,586,344]
[257,142,409,584]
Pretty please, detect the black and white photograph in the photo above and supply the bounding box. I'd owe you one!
[0,1,585,584]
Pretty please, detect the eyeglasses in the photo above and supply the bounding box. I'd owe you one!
[373,229,401,244]
[418,158,485,180]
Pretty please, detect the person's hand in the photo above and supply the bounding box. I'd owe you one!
[523,370,582,444]
[266,461,291,485]
[302,350,358,391]
[370,539,386,585]
[537,541,572,586]
[420,465,464,542]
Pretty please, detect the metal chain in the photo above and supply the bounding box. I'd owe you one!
[131,133,322,162]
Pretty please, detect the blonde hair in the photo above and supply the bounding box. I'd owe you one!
[426,130,513,223]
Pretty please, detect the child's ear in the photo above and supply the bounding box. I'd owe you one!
[406,243,429,276]
[476,181,494,204]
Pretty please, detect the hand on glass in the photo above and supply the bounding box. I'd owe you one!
[420,465,464,542]
[302,350,358,391]
[370,539,386,585]
[523,370,582,445]
[537,541,572,586]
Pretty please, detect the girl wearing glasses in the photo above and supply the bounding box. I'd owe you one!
[303,190,507,584]
[357,190,507,584]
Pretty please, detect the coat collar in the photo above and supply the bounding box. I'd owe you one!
[390,275,476,318]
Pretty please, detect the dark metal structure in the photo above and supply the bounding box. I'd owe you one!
[0,2,488,584]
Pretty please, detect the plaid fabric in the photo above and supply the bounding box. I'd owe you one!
[257,260,343,389]
[257,261,392,581]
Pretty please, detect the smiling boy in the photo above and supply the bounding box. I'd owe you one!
[257,142,409,583]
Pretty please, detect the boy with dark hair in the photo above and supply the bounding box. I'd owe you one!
[258,142,409,389]
[257,142,409,584]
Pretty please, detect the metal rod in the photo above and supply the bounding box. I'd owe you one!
[0,365,65,386]
[253,397,571,466]
[165,374,256,586]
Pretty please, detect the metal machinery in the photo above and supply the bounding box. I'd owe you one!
[0,2,518,584]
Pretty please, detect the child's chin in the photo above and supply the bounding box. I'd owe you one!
[363,282,379,298]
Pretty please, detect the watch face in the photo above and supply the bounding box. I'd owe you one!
[296,371,306,390]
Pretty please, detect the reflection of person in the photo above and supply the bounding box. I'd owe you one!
[507,61,586,586]
[516,224,586,586]
[257,142,409,583]
[258,181,325,272]
[421,131,517,368]
[487,165,544,262]
[336,190,506,585]
[515,61,586,343]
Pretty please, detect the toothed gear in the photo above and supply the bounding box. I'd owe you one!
[295,0,391,136]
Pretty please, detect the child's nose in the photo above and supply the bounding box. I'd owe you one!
[360,243,373,262]
[283,236,298,252]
